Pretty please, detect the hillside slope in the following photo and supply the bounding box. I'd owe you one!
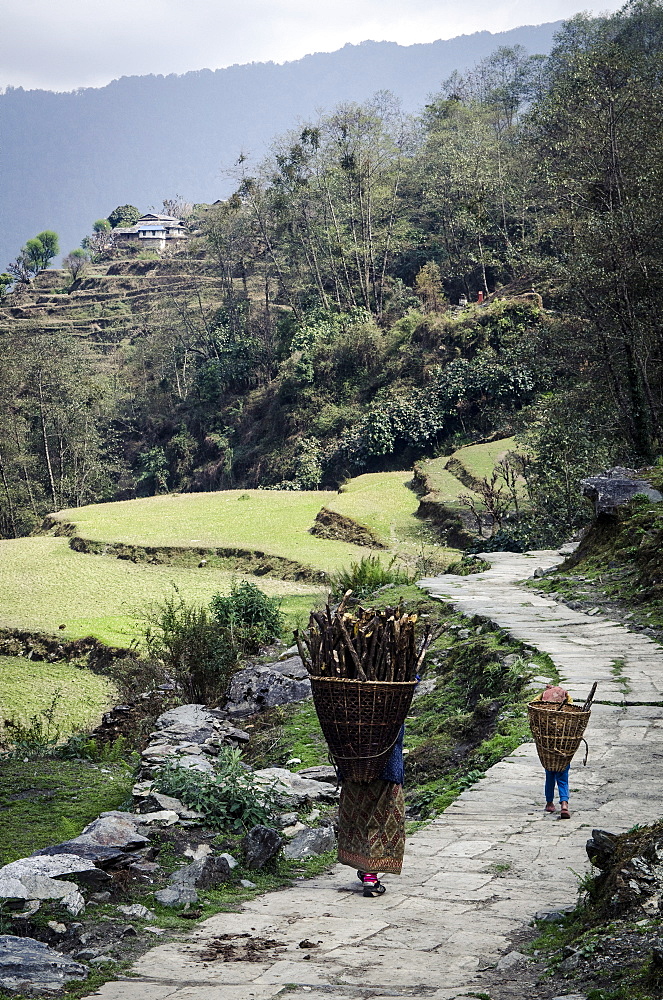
[0,23,561,267]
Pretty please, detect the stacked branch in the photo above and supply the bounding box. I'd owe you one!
[295,591,432,682]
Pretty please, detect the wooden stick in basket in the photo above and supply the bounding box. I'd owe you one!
[582,682,598,713]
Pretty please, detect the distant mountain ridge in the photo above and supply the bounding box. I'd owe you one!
[0,23,562,268]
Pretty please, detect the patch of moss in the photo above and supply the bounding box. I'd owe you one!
[0,760,133,862]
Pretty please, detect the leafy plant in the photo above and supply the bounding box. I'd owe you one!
[1,690,63,757]
[329,554,413,600]
[142,590,237,703]
[209,580,283,651]
[153,748,279,831]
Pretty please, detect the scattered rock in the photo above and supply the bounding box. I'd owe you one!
[34,842,132,869]
[252,767,339,807]
[137,792,187,814]
[90,892,111,903]
[496,950,530,971]
[283,826,337,859]
[535,905,575,922]
[282,823,307,838]
[413,678,436,699]
[586,829,619,870]
[296,766,337,785]
[169,855,232,889]
[218,853,238,870]
[0,935,88,994]
[277,813,299,828]
[154,885,199,907]
[71,812,149,850]
[581,467,663,515]
[225,662,311,717]
[0,871,84,916]
[121,925,137,937]
[242,826,283,869]
[153,704,218,742]
[240,880,257,889]
[135,809,180,826]
[1,855,108,889]
[46,923,66,935]
[117,904,156,920]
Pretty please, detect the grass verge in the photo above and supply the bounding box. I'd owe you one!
[0,760,133,864]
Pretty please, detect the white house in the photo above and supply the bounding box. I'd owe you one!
[113,214,189,252]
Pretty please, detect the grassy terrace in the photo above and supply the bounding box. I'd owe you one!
[0,655,117,731]
[329,470,422,544]
[0,536,322,645]
[453,436,517,480]
[53,489,385,569]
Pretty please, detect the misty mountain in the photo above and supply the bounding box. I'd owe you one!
[0,22,561,269]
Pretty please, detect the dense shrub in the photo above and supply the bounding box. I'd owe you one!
[209,580,283,650]
[143,583,283,703]
[329,554,413,600]
[154,748,279,831]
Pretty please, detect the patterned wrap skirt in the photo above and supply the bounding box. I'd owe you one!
[337,779,406,874]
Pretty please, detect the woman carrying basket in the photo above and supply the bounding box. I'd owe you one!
[534,684,573,819]
[337,725,406,897]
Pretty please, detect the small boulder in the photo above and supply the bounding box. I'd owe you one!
[242,826,283,869]
[117,904,156,921]
[169,856,232,889]
[496,950,530,971]
[225,663,311,717]
[283,827,337,859]
[296,766,337,785]
[0,935,88,994]
[3,855,109,890]
[76,812,149,850]
[154,885,199,907]
[137,792,186,814]
[252,768,339,807]
[581,467,663,515]
[586,829,619,870]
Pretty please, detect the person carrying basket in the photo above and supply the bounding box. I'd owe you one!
[533,684,573,818]
[336,723,406,897]
[296,595,430,899]
[528,681,596,821]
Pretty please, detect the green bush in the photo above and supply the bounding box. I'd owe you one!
[153,747,279,831]
[329,554,413,600]
[143,583,283,704]
[143,591,238,703]
[209,580,283,652]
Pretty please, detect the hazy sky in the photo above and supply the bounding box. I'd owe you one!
[3,0,625,93]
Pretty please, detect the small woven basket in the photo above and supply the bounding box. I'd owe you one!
[528,701,591,771]
[310,676,417,782]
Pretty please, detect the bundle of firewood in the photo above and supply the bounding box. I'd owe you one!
[295,591,431,683]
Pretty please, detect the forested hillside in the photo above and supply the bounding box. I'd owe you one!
[0,23,561,268]
[1,1,662,550]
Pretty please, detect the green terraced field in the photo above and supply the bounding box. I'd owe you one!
[329,471,422,544]
[2,474,452,647]
[54,489,381,571]
[0,537,323,645]
[0,655,117,733]
[453,437,518,481]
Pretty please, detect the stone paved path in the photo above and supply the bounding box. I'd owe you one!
[89,551,663,1000]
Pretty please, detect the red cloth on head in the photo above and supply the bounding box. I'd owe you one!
[541,684,569,703]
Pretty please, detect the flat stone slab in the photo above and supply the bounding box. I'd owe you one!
[0,935,88,994]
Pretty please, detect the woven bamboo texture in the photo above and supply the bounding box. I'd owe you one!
[310,675,417,782]
[528,701,591,771]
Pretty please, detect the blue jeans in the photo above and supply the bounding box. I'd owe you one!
[545,765,570,803]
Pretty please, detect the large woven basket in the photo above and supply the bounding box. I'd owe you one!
[528,701,591,771]
[310,676,417,782]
